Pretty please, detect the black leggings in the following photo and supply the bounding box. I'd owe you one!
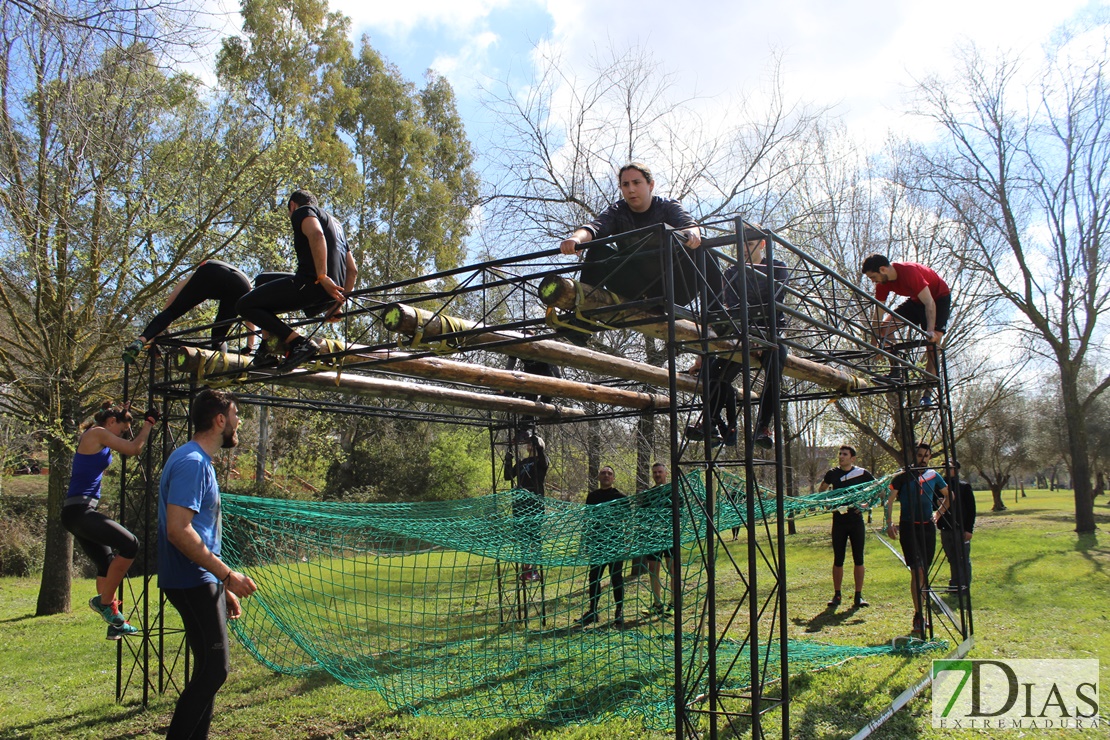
[235,273,332,340]
[706,343,787,434]
[141,261,251,345]
[831,512,865,567]
[60,503,139,577]
[164,583,230,740]
[586,561,625,615]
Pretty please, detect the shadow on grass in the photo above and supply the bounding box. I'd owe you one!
[2,703,149,739]
[0,612,39,624]
[1075,532,1107,577]
[790,605,867,634]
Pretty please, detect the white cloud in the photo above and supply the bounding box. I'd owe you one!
[331,0,515,36]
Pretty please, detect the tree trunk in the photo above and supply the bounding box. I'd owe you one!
[36,436,74,616]
[255,404,269,484]
[587,415,601,485]
[991,482,1007,512]
[1093,471,1104,499]
[1059,370,1097,533]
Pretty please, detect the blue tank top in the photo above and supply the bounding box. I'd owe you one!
[66,446,112,500]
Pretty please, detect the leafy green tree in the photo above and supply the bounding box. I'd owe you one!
[0,6,286,614]
[338,40,477,288]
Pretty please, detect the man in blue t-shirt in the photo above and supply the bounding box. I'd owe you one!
[884,442,950,637]
[159,389,257,739]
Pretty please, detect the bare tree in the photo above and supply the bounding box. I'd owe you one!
[908,39,1110,533]
[960,386,1031,511]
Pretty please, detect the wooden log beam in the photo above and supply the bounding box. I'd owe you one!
[538,275,869,394]
[381,303,700,394]
[174,345,669,411]
[172,348,587,419]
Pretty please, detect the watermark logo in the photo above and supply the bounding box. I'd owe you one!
[932,659,1099,730]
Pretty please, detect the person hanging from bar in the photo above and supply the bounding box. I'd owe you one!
[61,401,158,639]
[687,224,790,449]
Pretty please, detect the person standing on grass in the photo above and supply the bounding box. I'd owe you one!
[641,462,675,617]
[940,459,976,591]
[884,442,950,637]
[577,465,627,627]
[61,401,157,640]
[819,445,875,610]
[159,389,257,739]
[504,433,549,583]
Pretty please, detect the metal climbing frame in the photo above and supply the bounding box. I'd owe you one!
[117,217,969,738]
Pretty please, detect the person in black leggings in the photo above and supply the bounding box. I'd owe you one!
[61,402,156,639]
[576,466,627,627]
[123,260,255,363]
[819,445,875,609]
[159,389,257,739]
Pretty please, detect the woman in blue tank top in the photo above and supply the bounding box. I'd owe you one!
[61,401,156,639]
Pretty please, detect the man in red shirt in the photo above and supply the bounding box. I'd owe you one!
[862,254,951,403]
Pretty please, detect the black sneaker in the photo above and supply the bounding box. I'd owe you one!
[827,594,841,609]
[121,340,144,365]
[754,427,774,450]
[276,336,319,371]
[612,613,624,628]
[854,594,869,608]
[250,342,282,369]
[575,612,598,627]
[685,423,706,441]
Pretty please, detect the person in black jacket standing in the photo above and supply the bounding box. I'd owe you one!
[940,459,976,591]
[576,466,627,627]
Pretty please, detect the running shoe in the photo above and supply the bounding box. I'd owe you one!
[107,622,140,640]
[89,595,125,627]
[754,427,774,450]
[121,340,143,365]
[854,594,870,608]
[277,336,320,371]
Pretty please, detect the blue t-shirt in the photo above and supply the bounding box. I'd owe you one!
[158,440,222,589]
[891,468,946,524]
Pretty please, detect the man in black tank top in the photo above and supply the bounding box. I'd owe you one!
[236,189,358,370]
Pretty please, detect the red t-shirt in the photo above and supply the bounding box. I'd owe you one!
[874,262,950,303]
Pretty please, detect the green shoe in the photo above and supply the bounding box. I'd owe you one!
[121,340,143,365]
[107,622,140,640]
[89,595,124,627]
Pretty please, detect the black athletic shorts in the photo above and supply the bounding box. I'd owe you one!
[831,510,865,567]
[894,293,951,333]
[898,521,937,569]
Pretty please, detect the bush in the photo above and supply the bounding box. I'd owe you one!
[0,515,45,576]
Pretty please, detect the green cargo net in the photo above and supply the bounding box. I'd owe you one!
[221,472,943,728]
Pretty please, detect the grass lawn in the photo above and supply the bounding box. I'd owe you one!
[1,486,1107,738]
